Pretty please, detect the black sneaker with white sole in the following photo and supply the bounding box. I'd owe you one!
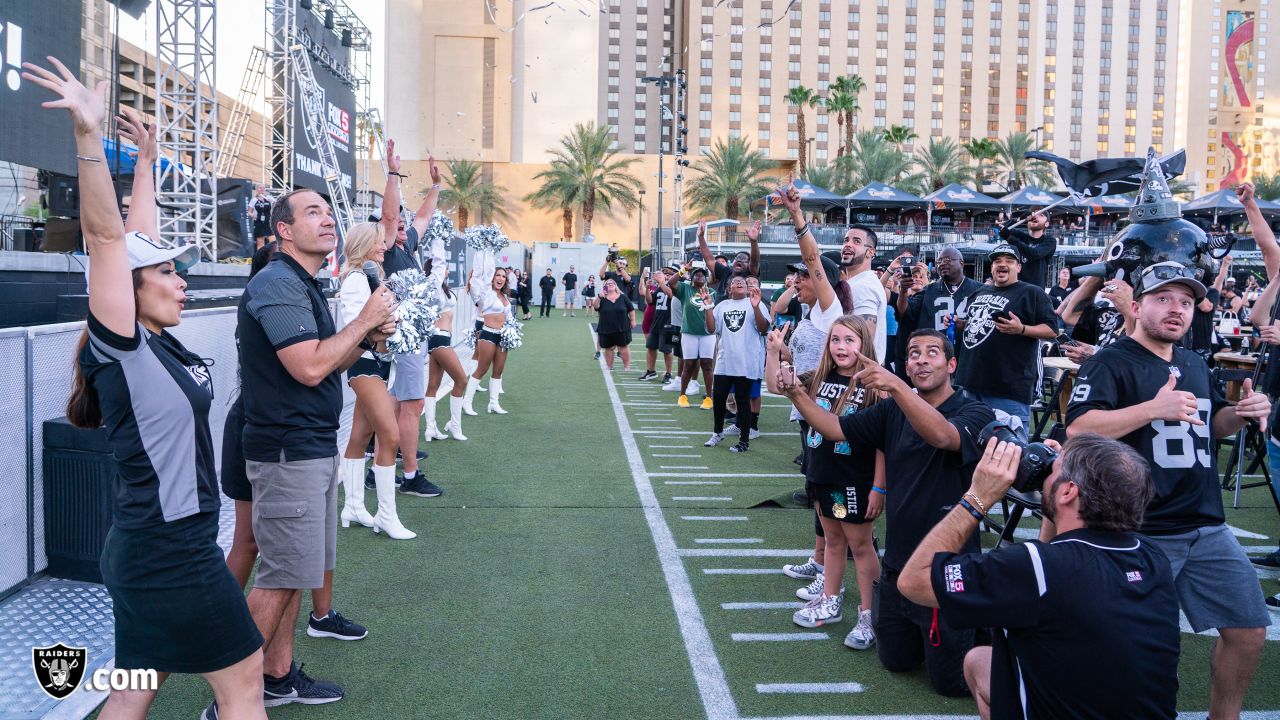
[365,468,407,490]
[307,610,368,641]
[1252,549,1280,569]
[638,370,658,381]
[729,441,750,453]
[201,699,218,720]
[396,449,429,461]
[263,662,344,707]
[662,372,672,383]
[400,475,444,497]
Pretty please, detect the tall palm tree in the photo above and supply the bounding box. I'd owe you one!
[545,122,643,239]
[915,137,973,192]
[685,137,777,240]
[438,159,511,230]
[883,124,919,151]
[822,90,855,158]
[803,160,851,196]
[785,85,821,176]
[963,138,1000,193]
[524,162,578,239]
[994,131,1056,191]
[1252,172,1280,200]
[830,74,866,159]
[837,129,921,191]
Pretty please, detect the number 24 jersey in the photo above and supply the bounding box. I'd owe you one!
[1066,336,1228,535]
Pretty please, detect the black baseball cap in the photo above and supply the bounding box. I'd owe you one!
[1136,261,1208,301]
[787,255,842,280]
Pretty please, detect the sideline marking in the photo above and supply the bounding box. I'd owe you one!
[695,538,764,544]
[666,481,724,485]
[652,472,801,478]
[649,444,694,449]
[683,516,749,521]
[1228,524,1271,540]
[723,601,803,609]
[756,682,865,694]
[732,632,828,642]
[633,430,793,436]
[662,465,711,470]
[594,329,739,720]
[655,453,704,458]
[672,496,734,502]
[704,568,782,574]
[681,549,815,557]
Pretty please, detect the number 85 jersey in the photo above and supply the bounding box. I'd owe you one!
[1066,336,1228,535]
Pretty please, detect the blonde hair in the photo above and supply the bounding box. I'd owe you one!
[803,314,879,415]
[340,222,386,279]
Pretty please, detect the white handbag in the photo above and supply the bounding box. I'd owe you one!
[1217,310,1240,338]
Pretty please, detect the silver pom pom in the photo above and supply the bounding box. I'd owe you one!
[384,268,442,354]
[425,210,455,246]
[464,223,510,252]
[460,327,478,349]
[499,318,523,351]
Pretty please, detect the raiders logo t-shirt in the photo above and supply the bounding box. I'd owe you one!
[711,296,769,378]
[1071,300,1126,348]
[804,372,877,520]
[954,281,1056,403]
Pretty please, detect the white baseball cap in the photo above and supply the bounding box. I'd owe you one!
[84,231,201,283]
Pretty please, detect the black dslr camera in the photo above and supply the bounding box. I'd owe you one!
[977,421,1058,493]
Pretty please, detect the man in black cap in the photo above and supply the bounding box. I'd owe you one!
[996,210,1056,289]
[953,243,1057,435]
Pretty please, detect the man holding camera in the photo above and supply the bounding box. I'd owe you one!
[897,433,1180,720]
[600,253,633,301]
[780,329,994,696]
[996,211,1056,290]
[1067,261,1272,720]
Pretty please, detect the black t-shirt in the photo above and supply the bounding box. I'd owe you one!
[956,281,1057,402]
[838,390,994,570]
[80,314,219,529]
[596,294,634,334]
[804,372,877,491]
[1070,301,1125,348]
[238,254,343,462]
[650,287,672,325]
[562,272,578,290]
[582,282,597,298]
[1067,336,1229,534]
[932,528,1180,720]
[603,271,633,300]
[383,226,420,277]
[904,278,985,334]
[253,197,273,233]
[1000,226,1056,289]
[1187,287,1220,358]
[1047,283,1072,311]
[539,275,556,294]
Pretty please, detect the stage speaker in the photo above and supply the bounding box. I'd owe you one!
[10,228,38,252]
[46,173,79,218]
[105,0,153,19]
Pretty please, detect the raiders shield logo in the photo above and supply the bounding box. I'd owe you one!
[723,309,747,332]
[32,643,87,699]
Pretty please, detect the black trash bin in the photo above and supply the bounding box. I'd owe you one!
[42,417,115,583]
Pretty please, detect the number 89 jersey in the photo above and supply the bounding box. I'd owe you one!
[1066,336,1228,535]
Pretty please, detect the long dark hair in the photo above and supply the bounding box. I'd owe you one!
[67,269,145,428]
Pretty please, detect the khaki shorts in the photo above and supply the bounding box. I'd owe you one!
[246,452,338,590]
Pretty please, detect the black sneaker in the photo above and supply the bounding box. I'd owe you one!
[400,475,444,497]
[201,699,218,720]
[1252,549,1280,569]
[662,372,672,383]
[1267,594,1280,609]
[729,442,750,453]
[638,370,658,381]
[594,351,601,359]
[307,610,368,641]
[263,662,344,707]
[396,449,429,461]
[365,468,406,489]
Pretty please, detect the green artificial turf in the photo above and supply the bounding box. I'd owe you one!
[105,316,1280,719]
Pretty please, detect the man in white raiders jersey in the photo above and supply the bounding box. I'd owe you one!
[1067,261,1274,720]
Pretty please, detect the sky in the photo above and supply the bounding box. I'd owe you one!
[115,0,386,111]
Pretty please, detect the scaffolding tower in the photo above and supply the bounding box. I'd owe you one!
[217,45,267,180]
[264,0,296,193]
[155,0,218,260]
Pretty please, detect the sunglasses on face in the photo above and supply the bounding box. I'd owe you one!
[1140,264,1198,284]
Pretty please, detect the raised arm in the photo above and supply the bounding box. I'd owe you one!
[1057,275,1102,325]
[697,219,715,270]
[470,247,496,299]
[116,107,159,241]
[745,220,762,277]
[24,59,134,336]
[380,139,402,249]
[410,156,442,237]
[772,283,797,315]
[775,179,837,312]
[1238,183,1280,279]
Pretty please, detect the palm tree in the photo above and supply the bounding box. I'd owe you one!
[915,137,973,192]
[883,124,919,151]
[831,74,866,158]
[685,137,777,240]
[1252,172,1280,200]
[437,159,511,230]
[803,160,851,196]
[822,90,855,158]
[524,162,578,239]
[994,131,1056,191]
[544,122,643,239]
[837,129,921,191]
[963,138,1000,193]
[785,85,821,176]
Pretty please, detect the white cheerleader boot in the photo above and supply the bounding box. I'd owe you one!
[339,457,374,528]
[462,377,480,416]
[446,395,469,440]
[370,465,416,540]
[423,396,447,441]
[487,378,508,414]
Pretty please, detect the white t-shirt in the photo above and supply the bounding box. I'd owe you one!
[712,297,770,379]
[845,269,887,363]
[788,295,845,421]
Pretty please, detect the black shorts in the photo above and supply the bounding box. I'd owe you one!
[477,327,503,345]
[102,512,262,672]
[427,333,452,353]
[220,396,251,502]
[599,330,632,349]
[474,319,484,333]
[347,356,390,383]
[806,480,872,524]
[253,223,271,238]
[646,324,676,353]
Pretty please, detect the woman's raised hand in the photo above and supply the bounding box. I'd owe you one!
[22,57,108,135]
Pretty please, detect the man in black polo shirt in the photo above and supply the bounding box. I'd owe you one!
[562,265,579,316]
[239,188,394,705]
[538,268,557,317]
[897,434,1180,720]
[780,329,994,696]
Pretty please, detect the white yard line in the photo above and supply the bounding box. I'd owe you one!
[680,548,815,557]
[671,496,734,501]
[651,472,801,478]
[703,568,783,574]
[666,481,724,485]
[662,465,711,470]
[694,538,764,544]
[755,683,864,694]
[648,444,694,449]
[731,632,829,642]
[683,516,749,521]
[722,601,804,610]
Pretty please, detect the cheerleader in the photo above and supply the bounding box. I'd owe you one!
[418,211,470,440]
[337,223,416,540]
[463,242,511,415]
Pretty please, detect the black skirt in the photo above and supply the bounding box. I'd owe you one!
[220,396,251,502]
[101,511,262,672]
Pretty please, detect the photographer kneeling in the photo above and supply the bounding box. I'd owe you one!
[897,433,1180,720]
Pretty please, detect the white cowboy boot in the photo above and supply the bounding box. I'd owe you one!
[423,396,447,441]
[462,377,480,416]
[339,457,374,528]
[370,465,416,540]
[446,395,468,440]
[487,378,508,414]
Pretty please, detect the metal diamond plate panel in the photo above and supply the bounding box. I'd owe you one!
[0,579,113,719]
[0,331,29,598]
[27,324,84,577]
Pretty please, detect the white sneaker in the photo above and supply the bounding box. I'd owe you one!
[796,572,844,601]
[749,428,761,440]
[844,607,876,650]
[663,377,684,391]
[793,593,843,628]
[704,432,725,447]
[688,379,700,395]
[782,558,821,580]
[722,423,738,437]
